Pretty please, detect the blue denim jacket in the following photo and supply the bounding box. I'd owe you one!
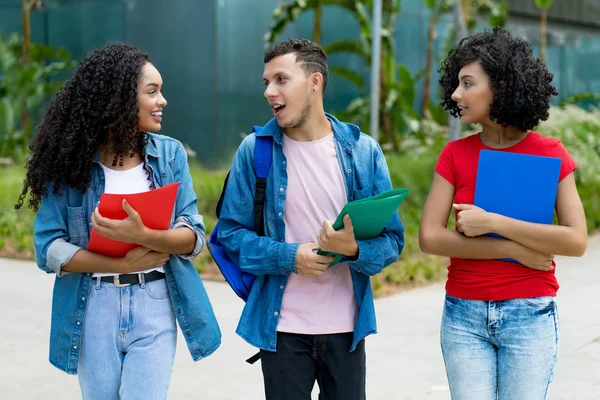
[33,133,221,374]
[218,113,404,352]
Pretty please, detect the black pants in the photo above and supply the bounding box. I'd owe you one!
[260,332,366,400]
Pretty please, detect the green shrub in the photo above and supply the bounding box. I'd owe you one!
[2,105,600,297]
[541,106,600,231]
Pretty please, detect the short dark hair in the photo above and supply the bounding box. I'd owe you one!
[439,27,558,132]
[264,38,329,92]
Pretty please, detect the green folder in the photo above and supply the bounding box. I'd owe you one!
[317,188,410,264]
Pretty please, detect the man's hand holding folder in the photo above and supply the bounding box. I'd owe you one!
[316,188,410,265]
[318,214,360,258]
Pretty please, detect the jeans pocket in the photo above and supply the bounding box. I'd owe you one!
[444,293,466,308]
[144,279,170,300]
[87,283,97,301]
[520,296,555,308]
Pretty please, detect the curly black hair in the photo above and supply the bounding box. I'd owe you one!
[439,27,558,131]
[16,43,154,211]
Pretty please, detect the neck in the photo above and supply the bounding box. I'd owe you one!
[480,122,528,149]
[99,143,143,170]
[283,103,331,142]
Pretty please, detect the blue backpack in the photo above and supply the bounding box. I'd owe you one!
[208,127,273,302]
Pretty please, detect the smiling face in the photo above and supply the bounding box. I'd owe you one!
[451,61,494,125]
[137,62,167,132]
[262,53,314,129]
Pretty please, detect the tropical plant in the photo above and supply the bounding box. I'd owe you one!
[0,34,74,162]
[266,0,424,151]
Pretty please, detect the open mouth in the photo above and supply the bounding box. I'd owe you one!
[272,104,285,116]
[150,111,163,121]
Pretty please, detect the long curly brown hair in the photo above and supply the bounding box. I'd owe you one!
[16,43,154,211]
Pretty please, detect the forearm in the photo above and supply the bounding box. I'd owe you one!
[420,227,519,259]
[490,214,586,256]
[62,249,124,273]
[349,230,403,276]
[139,226,196,255]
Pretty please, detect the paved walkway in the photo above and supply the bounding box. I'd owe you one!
[1,236,599,399]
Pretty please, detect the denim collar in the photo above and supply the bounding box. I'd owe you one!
[91,132,160,163]
[255,112,361,153]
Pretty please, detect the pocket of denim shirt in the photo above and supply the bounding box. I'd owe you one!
[352,186,372,201]
[66,206,87,241]
[520,296,555,308]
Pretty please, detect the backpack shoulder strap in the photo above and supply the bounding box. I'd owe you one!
[252,126,273,236]
[253,129,273,180]
[215,126,273,233]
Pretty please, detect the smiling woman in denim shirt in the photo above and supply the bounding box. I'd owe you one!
[15,44,220,400]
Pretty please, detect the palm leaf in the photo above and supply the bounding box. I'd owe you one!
[322,39,369,61]
[329,66,366,90]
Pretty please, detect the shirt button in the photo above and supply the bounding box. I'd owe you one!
[81,297,85,301]
[279,187,284,192]
[347,168,352,173]
[282,160,286,164]
[278,212,283,217]
[280,239,284,242]
[73,345,77,350]
[280,285,284,289]
[77,321,81,326]
[274,311,279,316]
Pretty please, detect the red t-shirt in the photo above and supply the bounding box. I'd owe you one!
[434,131,577,300]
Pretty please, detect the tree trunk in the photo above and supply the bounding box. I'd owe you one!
[21,0,32,63]
[312,1,322,45]
[540,8,547,59]
[20,0,33,136]
[380,9,399,151]
[421,14,437,117]
[461,0,474,35]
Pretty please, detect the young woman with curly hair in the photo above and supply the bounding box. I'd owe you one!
[419,27,587,399]
[16,43,220,399]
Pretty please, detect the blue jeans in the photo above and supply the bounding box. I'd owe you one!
[440,294,559,400]
[77,276,177,400]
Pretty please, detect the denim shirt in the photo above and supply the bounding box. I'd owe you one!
[218,113,404,352]
[33,133,221,374]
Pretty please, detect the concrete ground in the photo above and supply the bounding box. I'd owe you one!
[1,235,599,399]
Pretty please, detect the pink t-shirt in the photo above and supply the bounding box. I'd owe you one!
[277,132,358,334]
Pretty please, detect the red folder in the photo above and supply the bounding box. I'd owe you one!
[87,182,179,258]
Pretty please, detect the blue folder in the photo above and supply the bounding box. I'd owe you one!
[473,150,562,263]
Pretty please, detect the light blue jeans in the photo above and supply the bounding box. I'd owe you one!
[441,294,559,400]
[77,276,177,400]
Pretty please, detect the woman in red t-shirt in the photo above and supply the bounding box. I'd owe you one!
[419,27,587,400]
